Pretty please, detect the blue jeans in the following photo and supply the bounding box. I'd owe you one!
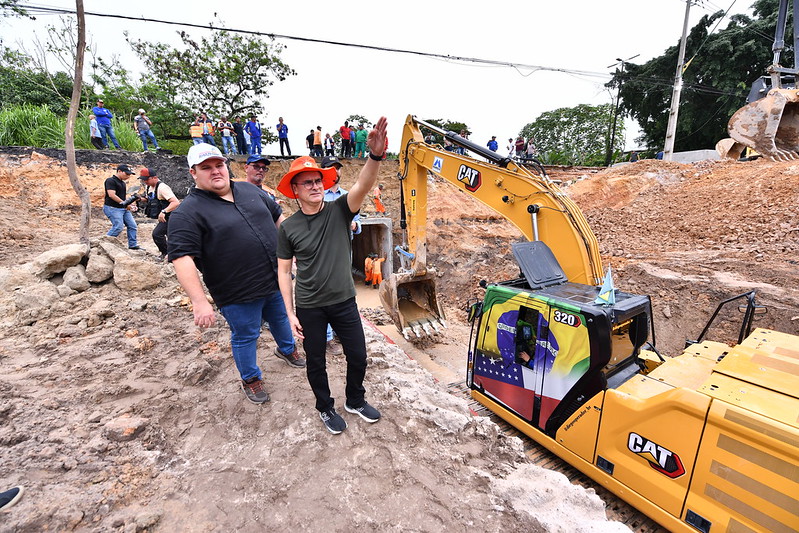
[139,129,158,150]
[103,205,138,247]
[219,292,295,382]
[97,123,120,149]
[202,134,216,146]
[192,138,203,145]
[249,137,262,154]
[221,136,236,154]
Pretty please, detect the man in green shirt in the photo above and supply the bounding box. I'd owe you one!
[276,117,387,435]
[354,123,369,158]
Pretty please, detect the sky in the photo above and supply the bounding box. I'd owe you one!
[3,0,756,154]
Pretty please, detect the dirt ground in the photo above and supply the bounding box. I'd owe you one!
[0,148,797,532]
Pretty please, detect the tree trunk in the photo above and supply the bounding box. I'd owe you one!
[64,0,91,244]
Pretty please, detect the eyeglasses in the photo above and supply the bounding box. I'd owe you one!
[251,164,268,171]
[294,178,324,189]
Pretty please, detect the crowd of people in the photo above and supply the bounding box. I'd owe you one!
[101,116,390,436]
[88,100,388,162]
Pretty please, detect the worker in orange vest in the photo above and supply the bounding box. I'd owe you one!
[372,184,385,214]
[371,256,385,289]
[364,254,374,286]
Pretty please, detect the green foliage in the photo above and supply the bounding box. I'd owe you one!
[0,104,139,150]
[0,65,74,114]
[519,104,623,166]
[346,114,373,128]
[419,118,471,144]
[127,24,295,140]
[0,0,31,18]
[612,0,783,151]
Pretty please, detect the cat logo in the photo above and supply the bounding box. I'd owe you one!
[627,433,685,478]
[457,164,482,192]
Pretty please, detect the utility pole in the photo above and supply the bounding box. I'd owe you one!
[663,0,700,161]
[605,54,639,167]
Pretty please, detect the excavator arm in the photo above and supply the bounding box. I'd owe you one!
[379,115,604,339]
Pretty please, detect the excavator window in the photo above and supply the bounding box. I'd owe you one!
[514,307,541,368]
[607,313,650,374]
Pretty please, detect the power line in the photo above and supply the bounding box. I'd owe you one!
[13,2,752,101]
[18,3,611,80]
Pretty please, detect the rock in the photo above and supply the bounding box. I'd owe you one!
[104,414,149,442]
[56,284,75,297]
[56,323,83,338]
[85,252,114,283]
[14,281,60,311]
[97,238,128,262]
[662,305,672,319]
[85,300,114,327]
[0,266,38,293]
[64,264,91,292]
[113,255,162,291]
[128,298,148,311]
[30,243,88,278]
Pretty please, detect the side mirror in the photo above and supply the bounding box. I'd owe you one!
[738,304,767,315]
[467,301,483,323]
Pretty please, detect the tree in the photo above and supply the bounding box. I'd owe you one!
[346,114,373,128]
[127,24,295,138]
[65,0,91,244]
[419,118,471,144]
[519,104,624,166]
[0,0,31,18]
[611,0,781,151]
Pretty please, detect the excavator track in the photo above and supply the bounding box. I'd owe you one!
[448,381,667,532]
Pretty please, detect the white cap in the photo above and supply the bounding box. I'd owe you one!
[138,108,146,114]
[187,143,226,167]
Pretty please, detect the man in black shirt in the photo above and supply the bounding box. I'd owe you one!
[103,164,140,250]
[168,143,303,405]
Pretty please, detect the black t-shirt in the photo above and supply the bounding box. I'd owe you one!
[103,175,127,208]
[306,133,314,147]
[167,181,283,308]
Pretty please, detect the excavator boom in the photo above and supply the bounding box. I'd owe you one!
[379,115,604,339]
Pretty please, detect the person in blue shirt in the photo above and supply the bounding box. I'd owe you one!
[245,116,263,155]
[321,155,361,356]
[487,136,498,152]
[91,99,121,149]
[276,117,291,156]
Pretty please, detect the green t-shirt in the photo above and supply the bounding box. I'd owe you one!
[355,128,368,143]
[277,194,357,308]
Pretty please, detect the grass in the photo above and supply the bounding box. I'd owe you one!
[0,104,141,151]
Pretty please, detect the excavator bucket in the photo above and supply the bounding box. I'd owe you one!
[379,271,447,341]
[726,88,799,161]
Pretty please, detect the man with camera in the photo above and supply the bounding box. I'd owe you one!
[103,164,140,250]
[139,168,179,261]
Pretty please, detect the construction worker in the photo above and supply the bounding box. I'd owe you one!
[371,255,385,289]
[373,183,385,214]
[364,254,374,286]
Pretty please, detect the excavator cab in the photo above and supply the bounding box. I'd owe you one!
[467,241,654,436]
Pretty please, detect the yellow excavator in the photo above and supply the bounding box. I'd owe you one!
[719,0,799,161]
[381,115,799,532]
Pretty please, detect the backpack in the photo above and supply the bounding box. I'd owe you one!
[145,182,171,219]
